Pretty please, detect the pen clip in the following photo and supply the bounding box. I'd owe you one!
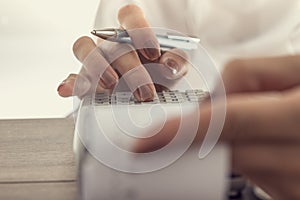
[167,34,200,43]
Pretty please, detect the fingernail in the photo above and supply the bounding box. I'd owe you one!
[133,90,141,101]
[165,58,179,74]
[57,81,66,92]
[144,40,160,60]
[164,58,184,80]
[100,69,118,89]
[137,85,155,101]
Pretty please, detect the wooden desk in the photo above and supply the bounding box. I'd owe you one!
[0,118,78,200]
[0,118,261,200]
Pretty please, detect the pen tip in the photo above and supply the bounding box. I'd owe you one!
[91,30,96,35]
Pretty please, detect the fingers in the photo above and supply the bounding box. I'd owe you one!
[57,74,77,97]
[203,91,300,144]
[58,37,119,98]
[141,49,190,92]
[158,49,189,80]
[117,4,160,61]
[223,55,300,94]
[57,74,106,97]
[58,35,156,101]
[98,38,156,101]
[58,36,119,98]
[73,37,119,95]
[214,87,300,144]
[134,87,300,153]
[133,55,300,153]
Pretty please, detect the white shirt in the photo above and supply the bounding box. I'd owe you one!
[94,0,300,67]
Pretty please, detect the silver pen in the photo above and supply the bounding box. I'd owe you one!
[91,28,200,50]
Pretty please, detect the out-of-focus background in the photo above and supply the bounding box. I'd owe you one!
[0,0,99,119]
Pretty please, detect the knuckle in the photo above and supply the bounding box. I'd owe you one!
[67,73,77,79]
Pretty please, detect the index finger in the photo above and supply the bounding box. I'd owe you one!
[134,54,300,152]
[223,55,300,94]
[134,89,300,153]
[118,4,161,61]
[204,91,300,144]
[72,36,119,98]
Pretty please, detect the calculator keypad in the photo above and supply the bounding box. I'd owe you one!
[87,90,209,105]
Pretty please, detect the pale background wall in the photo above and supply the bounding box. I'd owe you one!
[0,0,99,119]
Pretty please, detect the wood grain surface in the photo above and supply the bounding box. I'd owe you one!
[0,118,78,200]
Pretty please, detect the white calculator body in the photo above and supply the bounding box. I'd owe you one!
[73,90,229,200]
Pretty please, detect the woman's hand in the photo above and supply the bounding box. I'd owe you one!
[57,4,189,101]
[135,55,300,200]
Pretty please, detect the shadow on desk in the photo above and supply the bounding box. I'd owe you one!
[0,118,78,200]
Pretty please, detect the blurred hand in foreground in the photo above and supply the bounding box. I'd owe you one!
[135,55,300,200]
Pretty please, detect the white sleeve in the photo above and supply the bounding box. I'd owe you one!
[93,0,141,29]
[93,0,188,32]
